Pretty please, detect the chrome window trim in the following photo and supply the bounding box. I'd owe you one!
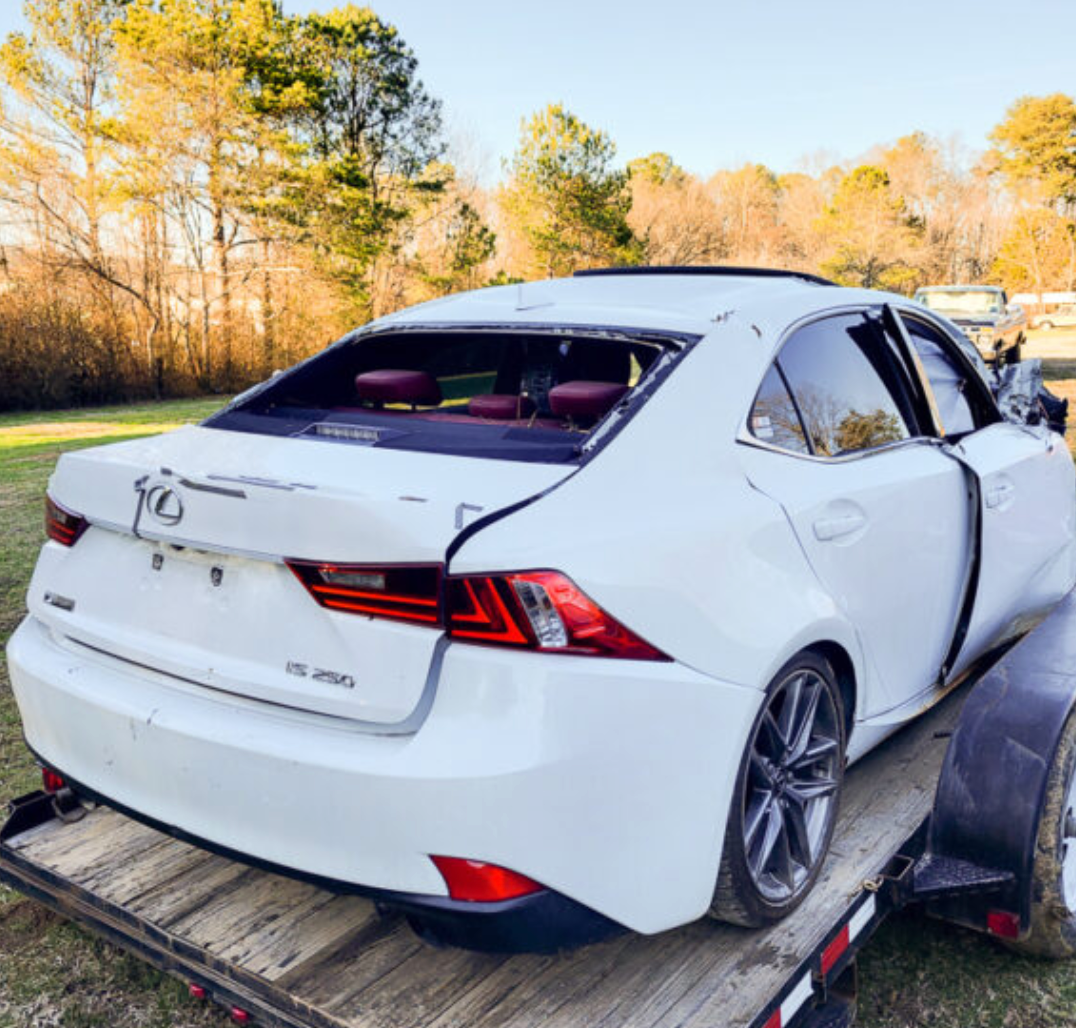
[738,428,948,464]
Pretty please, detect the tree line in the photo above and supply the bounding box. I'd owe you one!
[0,0,1073,411]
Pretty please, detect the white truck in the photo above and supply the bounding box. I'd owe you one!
[913,285,1027,365]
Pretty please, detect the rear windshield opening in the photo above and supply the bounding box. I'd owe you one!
[207,328,683,463]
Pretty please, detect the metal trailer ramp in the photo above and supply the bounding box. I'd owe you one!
[0,686,965,1028]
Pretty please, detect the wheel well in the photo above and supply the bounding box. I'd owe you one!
[807,641,856,739]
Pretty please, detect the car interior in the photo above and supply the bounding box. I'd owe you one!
[209,331,675,461]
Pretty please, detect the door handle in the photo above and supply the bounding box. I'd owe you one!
[985,482,1015,509]
[813,513,867,541]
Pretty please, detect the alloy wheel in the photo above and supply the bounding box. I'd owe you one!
[742,668,841,904]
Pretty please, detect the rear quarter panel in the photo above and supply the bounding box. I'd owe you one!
[450,318,865,696]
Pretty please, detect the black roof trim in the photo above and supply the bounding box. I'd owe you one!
[573,266,838,287]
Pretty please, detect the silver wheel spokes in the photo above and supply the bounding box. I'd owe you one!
[743,670,840,904]
[1060,771,1076,914]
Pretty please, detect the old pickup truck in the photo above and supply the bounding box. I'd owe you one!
[913,285,1027,365]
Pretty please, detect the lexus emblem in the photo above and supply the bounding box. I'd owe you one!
[145,485,184,526]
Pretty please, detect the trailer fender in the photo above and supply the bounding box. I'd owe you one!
[928,592,1076,935]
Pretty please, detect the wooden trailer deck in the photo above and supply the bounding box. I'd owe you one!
[0,684,966,1028]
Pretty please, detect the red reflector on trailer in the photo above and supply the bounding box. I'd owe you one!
[41,769,65,793]
[188,983,207,999]
[430,856,543,902]
[763,1010,781,1028]
[230,1007,251,1025]
[987,909,1021,939]
[820,924,850,975]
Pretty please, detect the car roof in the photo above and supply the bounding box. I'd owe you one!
[372,269,894,341]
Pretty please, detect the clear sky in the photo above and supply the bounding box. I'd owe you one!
[1,0,1072,179]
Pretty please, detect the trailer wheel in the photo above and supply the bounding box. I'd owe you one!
[710,652,845,927]
[1007,707,1076,958]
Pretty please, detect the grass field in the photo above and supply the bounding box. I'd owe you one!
[3,384,1076,1027]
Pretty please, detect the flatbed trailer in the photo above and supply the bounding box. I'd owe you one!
[5,593,1076,1028]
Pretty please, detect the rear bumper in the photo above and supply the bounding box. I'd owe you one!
[8,782,621,953]
[8,615,761,937]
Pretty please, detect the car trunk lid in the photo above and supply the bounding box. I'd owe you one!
[36,426,570,726]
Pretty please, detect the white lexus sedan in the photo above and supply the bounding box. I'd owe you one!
[8,268,1076,951]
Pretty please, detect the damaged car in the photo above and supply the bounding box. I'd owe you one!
[8,267,1076,951]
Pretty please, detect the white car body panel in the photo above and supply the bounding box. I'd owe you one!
[50,425,567,563]
[950,422,1076,674]
[9,271,1076,938]
[42,427,569,724]
[27,534,442,727]
[9,614,759,934]
[451,327,866,699]
[739,441,969,718]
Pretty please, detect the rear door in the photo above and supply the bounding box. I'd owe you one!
[740,311,970,718]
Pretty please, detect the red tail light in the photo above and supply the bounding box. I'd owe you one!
[42,768,66,793]
[986,909,1021,939]
[45,495,87,547]
[287,561,442,625]
[445,576,530,646]
[430,855,543,902]
[289,558,667,661]
[447,571,669,660]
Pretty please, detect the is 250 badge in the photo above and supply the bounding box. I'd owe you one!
[285,661,356,689]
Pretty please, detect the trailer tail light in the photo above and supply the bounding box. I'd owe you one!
[430,856,543,902]
[230,1008,252,1025]
[287,562,442,625]
[41,769,66,793]
[447,572,669,661]
[45,496,88,547]
[188,983,207,1000]
[986,909,1021,939]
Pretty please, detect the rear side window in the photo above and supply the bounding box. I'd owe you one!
[749,366,810,455]
[775,314,912,457]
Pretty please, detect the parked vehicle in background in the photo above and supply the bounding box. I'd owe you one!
[1032,304,1076,331]
[913,285,1026,364]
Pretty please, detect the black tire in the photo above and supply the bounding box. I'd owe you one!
[710,652,845,927]
[1004,706,1076,958]
[1008,337,1023,365]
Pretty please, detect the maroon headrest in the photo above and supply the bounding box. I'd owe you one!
[469,394,537,420]
[548,381,630,420]
[355,369,441,407]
